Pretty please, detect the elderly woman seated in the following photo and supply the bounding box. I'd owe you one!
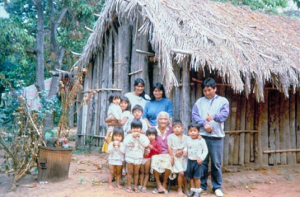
[150,111,173,194]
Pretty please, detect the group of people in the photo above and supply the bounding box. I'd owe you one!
[102,77,229,197]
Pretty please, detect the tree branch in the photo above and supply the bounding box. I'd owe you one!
[56,7,68,28]
[31,0,37,6]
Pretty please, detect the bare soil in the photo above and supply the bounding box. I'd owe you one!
[0,144,300,197]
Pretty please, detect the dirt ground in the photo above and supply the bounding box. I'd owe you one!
[0,144,300,197]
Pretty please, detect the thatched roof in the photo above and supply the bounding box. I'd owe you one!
[77,0,300,101]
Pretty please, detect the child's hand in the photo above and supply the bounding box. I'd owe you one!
[198,135,202,140]
[127,130,132,134]
[113,141,120,147]
[105,136,109,143]
[197,159,203,165]
[175,149,183,158]
[182,151,187,157]
[148,144,153,149]
[171,157,174,165]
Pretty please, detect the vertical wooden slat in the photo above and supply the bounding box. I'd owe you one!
[113,29,120,89]
[259,89,268,166]
[68,104,74,127]
[172,59,181,121]
[279,93,288,165]
[120,22,131,94]
[75,87,84,149]
[182,58,191,133]
[81,63,93,146]
[274,91,280,165]
[223,87,231,166]
[289,91,296,164]
[233,92,240,165]
[245,93,254,164]
[229,89,237,166]
[99,32,111,143]
[297,91,300,163]
[268,90,276,165]
[130,22,139,90]
[239,92,246,165]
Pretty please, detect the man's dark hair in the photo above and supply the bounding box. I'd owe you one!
[188,122,200,131]
[203,78,216,89]
[131,119,143,129]
[132,104,143,113]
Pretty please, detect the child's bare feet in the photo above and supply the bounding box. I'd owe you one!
[178,188,185,196]
[108,184,114,189]
[117,185,123,189]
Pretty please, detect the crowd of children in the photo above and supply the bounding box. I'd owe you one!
[104,92,208,196]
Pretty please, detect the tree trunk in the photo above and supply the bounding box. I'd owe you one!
[35,0,45,92]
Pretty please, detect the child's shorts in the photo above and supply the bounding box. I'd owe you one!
[125,156,143,165]
[109,159,123,166]
[185,159,203,179]
[142,158,151,165]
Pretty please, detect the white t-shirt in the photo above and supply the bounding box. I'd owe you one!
[124,92,150,110]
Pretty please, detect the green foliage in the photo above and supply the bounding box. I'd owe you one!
[1,0,104,86]
[214,0,288,10]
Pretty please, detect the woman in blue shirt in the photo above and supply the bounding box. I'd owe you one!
[143,83,173,127]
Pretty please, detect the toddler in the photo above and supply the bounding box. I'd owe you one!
[185,122,208,197]
[139,127,161,192]
[124,119,149,193]
[167,120,189,195]
[107,127,125,189]
[126,104,148,134]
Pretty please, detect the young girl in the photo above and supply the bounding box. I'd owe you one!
[167,120,189,196]
[139,127,161,193]
[119,96,132,136]
[107,127,125,189]
[124,119,149,193]
[119,96,132,176]
[102,92,122,153]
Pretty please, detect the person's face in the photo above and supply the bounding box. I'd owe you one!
[203,86,217,99]
[153,88,163,100]
[133,109,143,119]
[134,83,145,95]
[188,127,199,139]
[158,114,169,128]
[172,124,183,136]
[147,133,156,142]
[113,134,123,142]
[112,97,121,105]
[131,127,141,133]
[120,100,128,111]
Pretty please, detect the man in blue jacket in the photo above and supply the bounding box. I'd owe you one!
[192,78,229,197]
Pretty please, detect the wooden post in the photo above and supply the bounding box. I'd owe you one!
[113,29,120,89]
[223,86,231,166]
[233,92,240,165]
[245,93,254,164]
[172,58,181,121]
[273,91,280,165]
[268,90,276,165]
[68,104,74,127]
[229,89,237,166]
[182,57,191,133]
[120,22,131,94]
[80,63,93,147]
[297,91,300,163]
[239,92,246,165]
[279,93,288,165]
[75,86,84,149]
[259,89,268,167]
[289,90,296,164]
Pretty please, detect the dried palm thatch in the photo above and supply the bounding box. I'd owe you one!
[76,0,300,102]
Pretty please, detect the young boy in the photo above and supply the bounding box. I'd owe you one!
[123,119,150,193]
[139,127,161,192]
[185,122,208,197]
[167,120,189,195]
[125,104,148,134]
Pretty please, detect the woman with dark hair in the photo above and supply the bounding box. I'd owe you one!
[143,83,173,127]
[125,78,150,110]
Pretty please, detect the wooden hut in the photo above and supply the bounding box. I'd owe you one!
[75,0,300,167]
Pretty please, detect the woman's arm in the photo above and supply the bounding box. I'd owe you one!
[144,118,151,128]
[119,117,128,126]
